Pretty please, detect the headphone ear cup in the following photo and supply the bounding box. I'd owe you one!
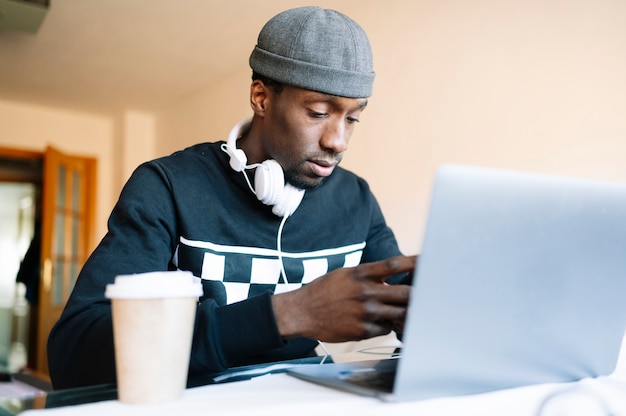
[272,184,305,217]
[255,160,305,217]
[254,159,285,205]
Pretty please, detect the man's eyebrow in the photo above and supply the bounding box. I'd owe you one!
[305,94,368,110]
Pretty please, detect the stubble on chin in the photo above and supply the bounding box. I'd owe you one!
[284,168,325,190]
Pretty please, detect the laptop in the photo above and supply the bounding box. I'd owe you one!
[287,164,626,402]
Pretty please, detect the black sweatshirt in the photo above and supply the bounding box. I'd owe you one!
[47,141,402,389]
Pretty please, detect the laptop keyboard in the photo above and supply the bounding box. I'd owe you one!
[338,359,399,393]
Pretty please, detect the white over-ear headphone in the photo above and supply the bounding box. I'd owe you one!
[222,118,305,217]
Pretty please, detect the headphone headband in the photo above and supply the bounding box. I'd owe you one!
[225,118,252,172]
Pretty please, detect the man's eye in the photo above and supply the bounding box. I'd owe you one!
[310,111,328,118]
[347,117,360,123]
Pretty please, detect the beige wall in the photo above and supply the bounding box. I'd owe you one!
[0,99,115,241]
[360,0,626,253]
[1,0,625,256]
[155,70,251,157]
[0,101,159,243]
[156,0,626,254]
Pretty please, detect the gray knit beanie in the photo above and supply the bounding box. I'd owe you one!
[249,6,375,98]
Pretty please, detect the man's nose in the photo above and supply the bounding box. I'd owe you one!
[320,121,349,153]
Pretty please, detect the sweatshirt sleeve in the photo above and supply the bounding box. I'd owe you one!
[360,184,403,263]
[358,183,412,285]
[47,161,285,390]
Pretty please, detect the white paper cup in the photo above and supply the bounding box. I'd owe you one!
[105,271,203,404]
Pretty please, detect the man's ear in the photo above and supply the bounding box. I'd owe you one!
[250,80,269,116]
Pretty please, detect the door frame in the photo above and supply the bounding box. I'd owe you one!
[37,146,97,376]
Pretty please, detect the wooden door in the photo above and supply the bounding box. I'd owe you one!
[37,146,97,376]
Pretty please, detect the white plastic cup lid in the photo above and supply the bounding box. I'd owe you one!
[105,270,203,300]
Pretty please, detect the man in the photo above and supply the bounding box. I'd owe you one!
[48,6,415,389]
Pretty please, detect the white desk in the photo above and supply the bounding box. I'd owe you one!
[19,335,626,416]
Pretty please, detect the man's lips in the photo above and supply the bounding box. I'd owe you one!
[308,159,337,177]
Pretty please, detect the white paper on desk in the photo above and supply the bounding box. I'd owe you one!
[212,363,301,383]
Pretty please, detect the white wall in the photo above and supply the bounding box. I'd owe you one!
[157,0,626,255]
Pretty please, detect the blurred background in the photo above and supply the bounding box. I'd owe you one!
[1,0,625,377]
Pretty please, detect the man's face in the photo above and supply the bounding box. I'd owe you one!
[261,85,368,189]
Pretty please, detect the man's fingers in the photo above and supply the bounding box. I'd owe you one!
[368,282,411,305]
[377,301,407,320]
[358,321,394,340]
[353,255,417,282]
[361,305,407,339]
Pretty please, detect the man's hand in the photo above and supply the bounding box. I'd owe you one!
[272,255,415,343]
